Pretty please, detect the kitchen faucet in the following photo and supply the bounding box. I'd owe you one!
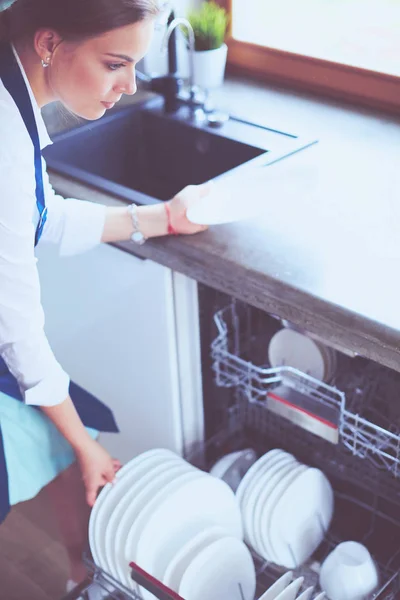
[162,17,195,97]
[136,13,207,122]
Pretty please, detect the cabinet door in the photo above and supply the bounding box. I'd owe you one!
[36,243,183,463]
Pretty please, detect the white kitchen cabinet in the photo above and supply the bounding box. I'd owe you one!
[36,242,204,464]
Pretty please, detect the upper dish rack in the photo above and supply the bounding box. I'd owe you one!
[211,302,400,482]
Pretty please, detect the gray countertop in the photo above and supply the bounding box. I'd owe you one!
[43,78,400,372]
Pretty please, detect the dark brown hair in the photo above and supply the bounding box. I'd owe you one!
[0,0,161,43]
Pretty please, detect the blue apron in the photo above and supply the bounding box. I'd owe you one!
[0,42,119,522]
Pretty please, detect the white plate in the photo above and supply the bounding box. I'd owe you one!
[249,456,298,555]
[99,452,184,573]
[186,173,266,225]
[327,347,338,381]
[296,586,314,600]
[313,594,326,600]
[244,453,297,549]
[104,456,189,580]
[239,451,293,546]
[315,341,337,383]
[115,461,193,588]
[317,342,331,382]
[236,450,289,513]
[88,448,176,566]
[259,464,308,563]
[127,470,206,599]
[135,474,243,595]
[186,151,317,226]
[124,470,205,559]
[163,526,226,591]
[269,468,334,568]
[257,571,293,600]
[273,577,304,600]
[138,517,218,599]
[179,537,256,600]
[268,329,326,381]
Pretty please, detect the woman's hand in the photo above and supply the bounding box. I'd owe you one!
[75,438,121,506]
[103,181,212,243]
[167,182,212,235]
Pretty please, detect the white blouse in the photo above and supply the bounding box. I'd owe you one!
[0,47,107,407]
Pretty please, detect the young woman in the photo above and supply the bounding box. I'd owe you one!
[0,0,209,595]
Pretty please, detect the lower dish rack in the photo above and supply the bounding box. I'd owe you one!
[63,546,400,600]
[63,423,400,600]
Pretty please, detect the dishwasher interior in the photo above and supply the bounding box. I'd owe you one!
[67,285,400,600]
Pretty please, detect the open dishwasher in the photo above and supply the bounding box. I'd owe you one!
[63,287,400,600]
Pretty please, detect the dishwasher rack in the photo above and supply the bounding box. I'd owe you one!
[63,421,400,600]
[211,301,400,502]
[63,299,400,600]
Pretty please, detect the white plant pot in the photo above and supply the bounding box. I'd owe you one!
[192,43,228,90]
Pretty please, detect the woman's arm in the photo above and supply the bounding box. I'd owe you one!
[41,397,120,505]
[101,183,210,243]
[42,159,210,253]
[41,395,96,450]
[101,203,168,242]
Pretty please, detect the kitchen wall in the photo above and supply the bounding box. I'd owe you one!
[141,0,200,77]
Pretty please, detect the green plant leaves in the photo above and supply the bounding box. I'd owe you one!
[186,1,229,51]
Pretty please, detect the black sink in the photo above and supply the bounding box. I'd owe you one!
[43,98,317,205]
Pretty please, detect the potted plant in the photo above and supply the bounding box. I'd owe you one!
[186,1,229,90]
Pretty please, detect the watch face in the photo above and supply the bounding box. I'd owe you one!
[131,231,145,245]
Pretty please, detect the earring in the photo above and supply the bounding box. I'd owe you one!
[41,57,50,68]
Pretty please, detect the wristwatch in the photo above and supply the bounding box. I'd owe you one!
[128,203,146,245]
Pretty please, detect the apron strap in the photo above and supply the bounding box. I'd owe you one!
[0,425,10,524]
[0,42,47,245]
[0,356,119,433]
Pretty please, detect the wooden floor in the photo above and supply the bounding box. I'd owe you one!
[0,487,69,600]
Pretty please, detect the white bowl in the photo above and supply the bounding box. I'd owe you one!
[210,448,257,491]
[320,541,379,600]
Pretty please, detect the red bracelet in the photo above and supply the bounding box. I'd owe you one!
[165,202,178,235]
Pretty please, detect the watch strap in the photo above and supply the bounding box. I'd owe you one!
[128,203,146,245]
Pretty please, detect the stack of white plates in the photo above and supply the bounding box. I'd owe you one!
[257,571,326,600]
[236,449,334,569]
[89,448,256,600]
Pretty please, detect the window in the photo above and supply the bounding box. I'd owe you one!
[219,0,400,113]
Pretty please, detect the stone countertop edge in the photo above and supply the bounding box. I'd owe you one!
[48,171,400,374]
